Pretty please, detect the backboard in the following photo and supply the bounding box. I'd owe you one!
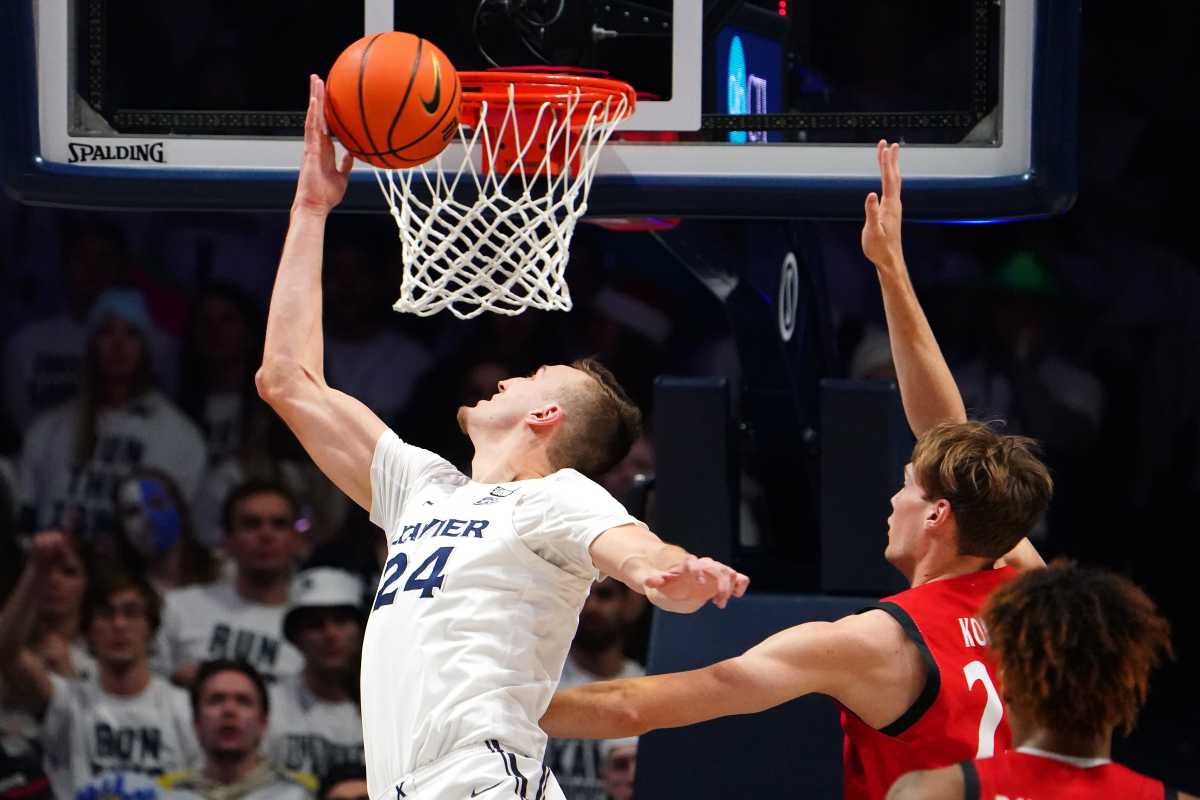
[2,1,1078,220]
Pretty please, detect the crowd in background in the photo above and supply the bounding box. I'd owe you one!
[2,134,1200,795]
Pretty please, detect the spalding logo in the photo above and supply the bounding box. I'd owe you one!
[67,142,165,164]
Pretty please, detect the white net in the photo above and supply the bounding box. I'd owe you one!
[374,80,632,319]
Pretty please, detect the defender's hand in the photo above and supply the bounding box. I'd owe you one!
[293,74,353,215]
[643,556,750,612]
[862,139,905,273]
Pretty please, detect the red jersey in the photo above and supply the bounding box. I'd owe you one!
[841,566,1017,800]
[965,749,1176,799]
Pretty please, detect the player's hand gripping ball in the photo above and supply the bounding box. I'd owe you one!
[325,32,461,168]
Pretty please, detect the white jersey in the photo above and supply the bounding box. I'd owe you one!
[40,673,200,798]
[265,673,364,782]
[361,431,638,795]
[153,580,304,682]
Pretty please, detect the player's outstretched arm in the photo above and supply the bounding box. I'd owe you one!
[863,141,1042,570]
[589,524,749,613]
[541,612,888,739]
[257,75,385,511]
[861,140,966,436]
[885,765,964,800]
[0,532,62,718]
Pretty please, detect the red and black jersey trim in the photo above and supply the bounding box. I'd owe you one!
[856,601,941,737]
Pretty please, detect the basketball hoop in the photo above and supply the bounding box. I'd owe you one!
[373,70,636,319]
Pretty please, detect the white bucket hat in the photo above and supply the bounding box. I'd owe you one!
[283,568,366,644]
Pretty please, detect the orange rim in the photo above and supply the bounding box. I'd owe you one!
[458,71,636,126]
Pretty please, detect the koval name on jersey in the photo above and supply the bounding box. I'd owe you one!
[391,518,490,546]
[67,142,165,164]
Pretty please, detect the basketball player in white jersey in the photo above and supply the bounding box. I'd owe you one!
[255,75,749,800]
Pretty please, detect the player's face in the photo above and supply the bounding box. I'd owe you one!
[194,671,268,758]
[93,317,146,381]
[293,608,362,672]
[884,464,934,572]
[88,588,152,667]
[225,492,299,576]
[457,364,587,437]
[40,543,86,618]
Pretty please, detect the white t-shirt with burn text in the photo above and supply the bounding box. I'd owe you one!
[265,673,364,783]
[154,581,303,682]
[18,392,207,538]
[40,673,199,798]
[360,430,639,796]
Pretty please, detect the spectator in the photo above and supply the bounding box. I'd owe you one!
[192,413,348,555]
[599,434,655,514]
[2,532,97,682]
[0,533,200,798]
[111,467,219,592]
[0,534,53,800]
[17,289,207,538]
[2,216,125,434]
[544,578,647,800]
[155,480,305,685]
[953,251,1105,450]
[599,737,638,800]
[267,568,366,783]
[322,222,433,425]
[316,763,368,800]
[160,660,312,799]
[177,283,268,466]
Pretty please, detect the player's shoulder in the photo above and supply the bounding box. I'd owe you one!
[843,606,914,651]
[536,467,613,497]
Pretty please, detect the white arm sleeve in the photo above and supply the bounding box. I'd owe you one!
[369,430,466,532]
[513,470,641,581]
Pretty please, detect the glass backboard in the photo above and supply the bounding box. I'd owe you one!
[2,0,1078,219]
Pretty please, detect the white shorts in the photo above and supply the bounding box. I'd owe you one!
[384,740,566,800]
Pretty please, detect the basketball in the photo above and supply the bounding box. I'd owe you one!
[324,32,461,169]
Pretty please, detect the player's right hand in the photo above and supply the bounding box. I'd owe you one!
[861,139,905,274]
[643,556,750,612]
[293,74,354,216]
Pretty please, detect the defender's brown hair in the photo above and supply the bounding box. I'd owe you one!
[910,421,1053,559]
[547,358,643,480]
[982,561,1172,737]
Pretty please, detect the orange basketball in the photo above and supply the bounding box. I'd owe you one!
[324,32,461,169]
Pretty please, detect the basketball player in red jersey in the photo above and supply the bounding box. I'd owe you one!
[887,562,1195,800]
[540,141,1051,799]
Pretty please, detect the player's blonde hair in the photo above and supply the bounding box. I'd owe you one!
[982,561,1172,736]
[547,358,642,480]
[910,421,1052,559]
